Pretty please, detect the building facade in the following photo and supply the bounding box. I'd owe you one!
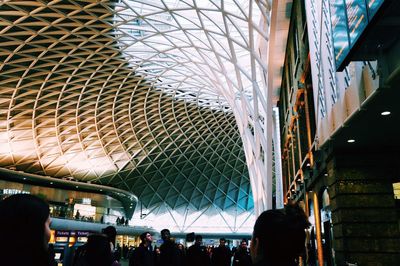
[278,0,400,265]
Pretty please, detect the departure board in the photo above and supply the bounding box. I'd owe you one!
[330,0,385,69]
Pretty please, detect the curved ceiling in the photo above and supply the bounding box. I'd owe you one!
[0,0,271,232]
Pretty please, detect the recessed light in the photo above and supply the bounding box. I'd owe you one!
[50,182,53,184]
[23,177,27,180]
[347,139,355,143]
[100,189,103,191]
[75,186,79,188]
[381,111,391,116]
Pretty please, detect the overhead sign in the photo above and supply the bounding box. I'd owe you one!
[330,0,385,69]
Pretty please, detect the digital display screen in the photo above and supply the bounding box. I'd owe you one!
[345,0,368,45]
[330,0,350,69]
[367,0,385,17]
[77,237,88,242]
[55,237,68,242]
[330,0,385,69]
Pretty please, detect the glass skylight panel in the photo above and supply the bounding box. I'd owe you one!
[114,0,267,109]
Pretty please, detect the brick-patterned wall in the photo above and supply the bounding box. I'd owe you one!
[326,155,400,266]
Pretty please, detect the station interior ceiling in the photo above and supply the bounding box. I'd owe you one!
[0,0,275,232]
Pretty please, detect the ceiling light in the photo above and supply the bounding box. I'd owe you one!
[381,111,391,116]
[23,177,26,180]
[50,182,53,184]
[347,139,355,143]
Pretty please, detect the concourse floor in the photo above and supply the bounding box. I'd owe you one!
[120,258,129,266]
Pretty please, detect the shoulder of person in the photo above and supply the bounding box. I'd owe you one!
[112,260,122,266]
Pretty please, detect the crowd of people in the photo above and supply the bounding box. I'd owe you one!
[0,193,310,266]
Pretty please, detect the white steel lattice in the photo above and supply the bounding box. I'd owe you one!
[0,0,272,232]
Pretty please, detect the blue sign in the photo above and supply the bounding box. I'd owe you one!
[367,0,385,18]
[330,0,350,70]
[345,0,368,45]
[330,0,385,69]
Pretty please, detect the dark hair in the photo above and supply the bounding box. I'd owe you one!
[161,228,170,241]
[140,231,151,242]
[195,234,203,241]
[84,234,114,266]
[0,194,50,266]
[102,225,117,246]
[161,228,170,235]
[219,238,226,242]
[253,202,310,263]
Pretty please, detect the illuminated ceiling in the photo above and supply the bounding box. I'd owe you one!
[0,0,272,232]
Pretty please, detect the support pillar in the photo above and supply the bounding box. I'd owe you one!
[326,154,400,266]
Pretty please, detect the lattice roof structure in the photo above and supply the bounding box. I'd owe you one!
[0,0,273,233]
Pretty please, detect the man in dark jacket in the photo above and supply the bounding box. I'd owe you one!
[211,238,231,266]
[233,239,252,266]
[130,231,155,266]
[159,229,181,266]
[186,235,211,266]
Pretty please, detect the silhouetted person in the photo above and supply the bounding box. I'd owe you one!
[73,242,87,266]
[0,194,52,266]
[250,202,310,266]
[75,209,81,220]
[211,238,231,266]
[159,229,181,266]
[75,234,121,266]
[154,247,161,266]
[102,225,120,262]
[233,240,252,266]
[130,231,155,266]
[123,244,129,259]
[177,243,186,266]
[186,235,210,266]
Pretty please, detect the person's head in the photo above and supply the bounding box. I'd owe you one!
[240,239,248,250]
[0,194,51,266]
[102,225,117,246]
[250,202,310,264]
[195,235,203,245]
[177,243,184,250]
[140,231,153,244]
[161,228,171,241]
[219,238,226,247]
[85,234,114,266]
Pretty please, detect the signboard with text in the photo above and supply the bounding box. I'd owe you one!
[330,0,385,69]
